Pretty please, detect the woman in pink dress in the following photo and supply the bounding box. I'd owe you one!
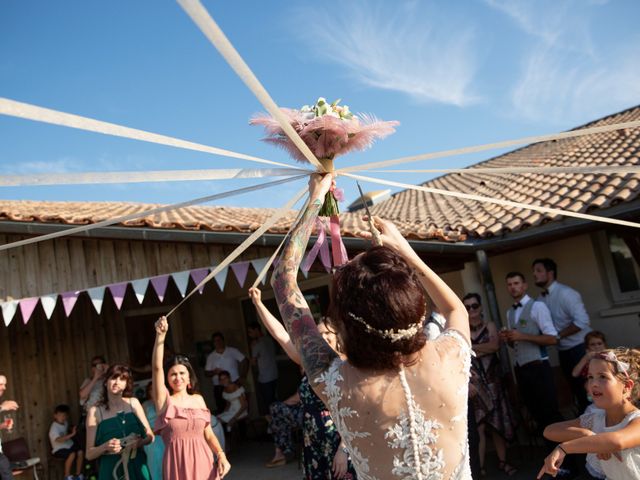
[152,316,231,479]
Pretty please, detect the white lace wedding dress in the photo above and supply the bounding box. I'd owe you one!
[315,329,472,480]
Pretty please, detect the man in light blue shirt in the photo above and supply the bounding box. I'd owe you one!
[532,258,592,411]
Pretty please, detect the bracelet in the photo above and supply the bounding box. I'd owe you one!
[557,444,568,455]
[215,450,225,457]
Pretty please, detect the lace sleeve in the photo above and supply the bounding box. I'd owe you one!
[436,328,472,374]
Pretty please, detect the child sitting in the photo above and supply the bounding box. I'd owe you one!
[538,347,640,480]
[48,404,84,480]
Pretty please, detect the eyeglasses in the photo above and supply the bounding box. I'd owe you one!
[464,303,481,311]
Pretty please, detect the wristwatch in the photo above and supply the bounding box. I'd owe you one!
[340,445,349,455]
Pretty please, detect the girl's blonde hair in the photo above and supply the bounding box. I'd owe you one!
[593,347,640,407]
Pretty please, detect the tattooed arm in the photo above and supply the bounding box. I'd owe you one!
[271,174,338,382]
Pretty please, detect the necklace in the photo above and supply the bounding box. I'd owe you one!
[470,322,484,332]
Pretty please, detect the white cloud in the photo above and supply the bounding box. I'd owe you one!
[291,1,480,106]
[486,0,639,124]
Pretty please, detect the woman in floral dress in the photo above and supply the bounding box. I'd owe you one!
[249,287,356,479]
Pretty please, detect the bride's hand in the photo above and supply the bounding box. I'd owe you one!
[357,217,411,256]
[155,316,168,337]
[308,173,334,203]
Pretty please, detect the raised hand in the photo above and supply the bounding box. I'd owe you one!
[155,316,169,337]
[248,287,262,305]
[308,173,334,203]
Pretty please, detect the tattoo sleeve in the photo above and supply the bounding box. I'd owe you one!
[271,199,338,380]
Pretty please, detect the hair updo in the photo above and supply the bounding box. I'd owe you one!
[329,246,429,370]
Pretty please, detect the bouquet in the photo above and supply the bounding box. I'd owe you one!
[250,97,398,217]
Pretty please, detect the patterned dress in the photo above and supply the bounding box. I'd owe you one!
[268,399,303,456]
[300,375,357,480]
[470,325,516,441]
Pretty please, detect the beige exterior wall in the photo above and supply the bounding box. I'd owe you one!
[484,232,640,350]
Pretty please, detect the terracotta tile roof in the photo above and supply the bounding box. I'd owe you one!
[365,105,640,240]
[1,106,639,243]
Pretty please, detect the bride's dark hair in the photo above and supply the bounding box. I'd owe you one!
[329,246,428,370]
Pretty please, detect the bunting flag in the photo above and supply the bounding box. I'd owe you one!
[150,275,170,302]
[172,271,190,297]
[131,278,150,304]
[190,268,209,294]
[3,257,275,325]
[108,283,128,310]
[213,266,229,291]
[87,287,106,314]
[1,300,18,326]
[300,268,309,279]
[40,294,57,319]
[19,297,39,325]
[250,258,269,285]
[61,291,80,317]
[230,261,250,288]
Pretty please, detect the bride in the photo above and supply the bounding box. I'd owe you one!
[271,174,472,480]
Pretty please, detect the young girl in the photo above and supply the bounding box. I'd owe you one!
[538,347,640,480]
[572,331,608,379]
[215,370,248,431]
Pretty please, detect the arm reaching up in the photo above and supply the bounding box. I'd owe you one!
[271,174,338,381]
[152,316,169,414]
[248,287,301,365]
[359,216,469,343]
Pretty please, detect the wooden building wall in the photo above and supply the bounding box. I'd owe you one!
[0,232,280,471]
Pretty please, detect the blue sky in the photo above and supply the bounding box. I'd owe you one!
[1,0,639,209]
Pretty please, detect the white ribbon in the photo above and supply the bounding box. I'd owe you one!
[0,167,310,187]
[339,120,640,173]
[367,165,640,175]
[166,184,308,318]
[0,174,306,252]
[0,97,293,168]
[343,172,640,229]
[177,0,325,171]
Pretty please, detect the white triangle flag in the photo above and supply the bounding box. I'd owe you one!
[40,294,58,319]
[131,278,150,304]
[1,300,18,327]
[213,266,229,291]
[172,271,190,297]
[251,258,270,285]
[87,287,106,314]
[300,268,309,279]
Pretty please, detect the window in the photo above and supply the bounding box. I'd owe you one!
[596,230,640,303]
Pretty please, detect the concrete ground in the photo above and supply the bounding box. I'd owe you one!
[223,439,551,480]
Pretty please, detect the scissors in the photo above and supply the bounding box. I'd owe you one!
[356,181,382,246]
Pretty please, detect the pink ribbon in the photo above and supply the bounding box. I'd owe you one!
[302,218,332,273]
[329,215,348,267]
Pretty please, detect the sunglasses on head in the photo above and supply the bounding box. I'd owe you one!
[464,303,481,311]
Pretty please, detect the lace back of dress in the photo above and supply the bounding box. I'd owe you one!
[398,364,423,480]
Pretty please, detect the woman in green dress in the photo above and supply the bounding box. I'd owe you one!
[86,364,154,480]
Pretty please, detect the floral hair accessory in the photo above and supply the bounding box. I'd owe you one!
[598,351,630,378]
[347,311,424,343]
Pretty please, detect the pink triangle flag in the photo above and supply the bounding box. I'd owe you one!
[231,261,250,288]
[151,275,169,302]
[108,283,128,310]
[61,291,80,317]
[19,297,39,325]
[190,268,209,294]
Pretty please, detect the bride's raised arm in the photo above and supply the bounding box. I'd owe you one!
[271,174,338,381]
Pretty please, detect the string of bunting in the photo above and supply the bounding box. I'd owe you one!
[0,255,309,327]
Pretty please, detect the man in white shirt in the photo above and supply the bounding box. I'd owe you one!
[532,258,592,411]
[248,322,279,415]
[500,272,563,449]
[205,332,248,413]
[0,374,19,480]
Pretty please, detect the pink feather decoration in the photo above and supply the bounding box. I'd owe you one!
[250,108,399,164]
